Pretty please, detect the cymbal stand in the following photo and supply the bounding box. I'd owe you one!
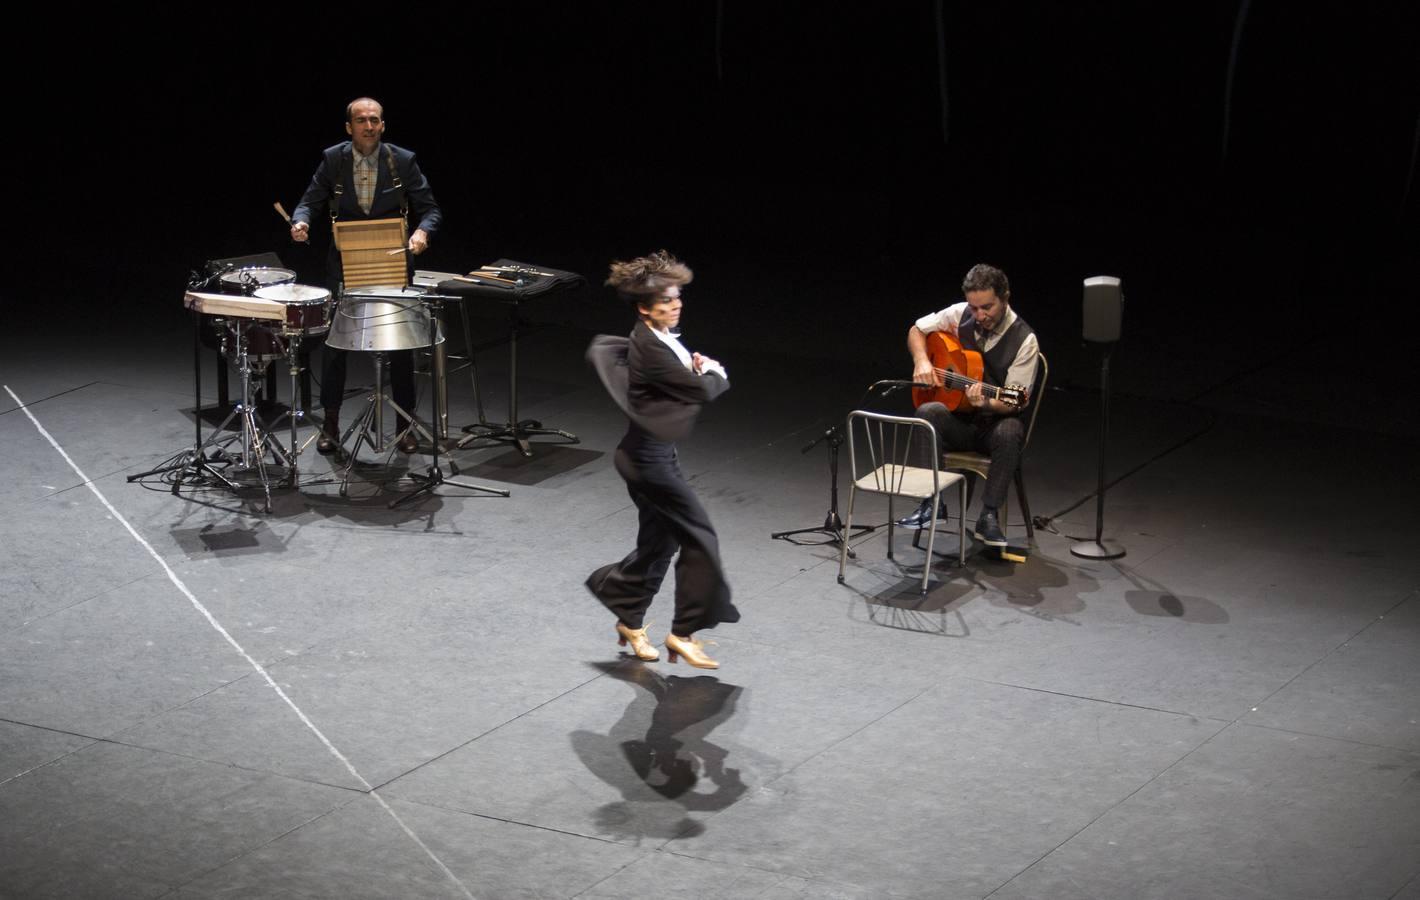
[390,293,509,508]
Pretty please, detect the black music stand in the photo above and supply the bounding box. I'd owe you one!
[390,291,509,507]
[438,260,585,457]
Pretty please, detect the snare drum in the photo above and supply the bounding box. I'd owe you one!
[254,283,333,336]
[218,266,296,296]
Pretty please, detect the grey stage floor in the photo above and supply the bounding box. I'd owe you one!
[2,314,1418,900]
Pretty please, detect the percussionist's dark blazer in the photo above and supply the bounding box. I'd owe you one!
[588,322,730,444]
[291,141,442,287]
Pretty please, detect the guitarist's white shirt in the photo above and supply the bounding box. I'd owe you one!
[915,302,1040,399]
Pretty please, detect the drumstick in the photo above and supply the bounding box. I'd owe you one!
[482,265,558,277]
[273,202,292,224]
[468,272,518,285]
[386,248,408,256]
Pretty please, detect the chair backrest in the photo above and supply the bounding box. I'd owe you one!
[1021,351,1049,452]
[846,410,940,496]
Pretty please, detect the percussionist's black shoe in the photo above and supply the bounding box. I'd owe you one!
[317,409,340,455]
[896,498,948,529]
[395,416,419,454]
[972,508,1007,547]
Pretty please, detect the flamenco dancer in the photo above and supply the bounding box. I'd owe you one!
[585,251,740,669]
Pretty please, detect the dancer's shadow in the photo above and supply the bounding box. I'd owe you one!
[571,661,747,841]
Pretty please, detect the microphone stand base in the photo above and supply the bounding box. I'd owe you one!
[1070,539,1126,560]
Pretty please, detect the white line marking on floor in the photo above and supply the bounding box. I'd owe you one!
[4,385,475,900]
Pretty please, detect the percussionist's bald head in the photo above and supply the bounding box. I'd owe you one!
[345,97,385,155]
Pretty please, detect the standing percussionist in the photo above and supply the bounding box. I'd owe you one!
[290,97,442,455]
[585,251,740,669]
[900,263,1040,546]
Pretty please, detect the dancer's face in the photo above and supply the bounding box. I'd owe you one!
[639,286,683,332]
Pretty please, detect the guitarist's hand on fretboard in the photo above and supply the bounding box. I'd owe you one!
[965,382,989,409]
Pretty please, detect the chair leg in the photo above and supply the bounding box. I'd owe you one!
[1015,468,1033,542]
[886,496,895,560]
[838,486,857,583]
[957,478,966,566]
[921,494,938,594]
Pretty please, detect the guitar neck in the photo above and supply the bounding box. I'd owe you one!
[937,369,1003,399]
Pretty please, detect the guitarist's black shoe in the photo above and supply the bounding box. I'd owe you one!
[972,508,1008,547]
[897,498,949,529]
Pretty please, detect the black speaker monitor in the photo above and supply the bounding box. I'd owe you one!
[1083,275,1122,343]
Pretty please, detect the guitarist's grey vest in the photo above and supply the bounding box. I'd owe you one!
[959,314,1034,389]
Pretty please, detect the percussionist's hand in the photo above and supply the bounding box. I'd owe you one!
[290,221,310,243]
[408,229,430,256]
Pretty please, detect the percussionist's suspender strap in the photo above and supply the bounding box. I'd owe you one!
[330,149,345,225]
[328,145,408,226]
[382,144,408,225]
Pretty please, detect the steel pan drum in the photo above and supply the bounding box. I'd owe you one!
[327,287,445,351]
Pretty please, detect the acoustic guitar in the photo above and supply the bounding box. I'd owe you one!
[911,330,1027,412]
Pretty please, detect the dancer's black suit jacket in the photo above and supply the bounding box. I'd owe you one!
[587,322,729,443]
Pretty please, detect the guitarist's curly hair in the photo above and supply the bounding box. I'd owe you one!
[606,250,694,309]
[962,263,1010,300]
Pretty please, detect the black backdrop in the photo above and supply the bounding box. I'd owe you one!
[12,2,1418,371]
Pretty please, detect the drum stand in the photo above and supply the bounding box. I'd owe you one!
[258,336,314,482]
[186,325,293,513]
[390,294,509,508]
[336,351,434,497]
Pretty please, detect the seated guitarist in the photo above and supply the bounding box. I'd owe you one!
[900,263,1040,546]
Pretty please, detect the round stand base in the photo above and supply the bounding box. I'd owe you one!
[228,464,293,487]
[1070,539,1126,560]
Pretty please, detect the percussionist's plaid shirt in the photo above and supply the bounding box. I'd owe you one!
[352,144,380,214]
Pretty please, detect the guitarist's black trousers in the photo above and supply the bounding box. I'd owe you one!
[914,402,1025,513]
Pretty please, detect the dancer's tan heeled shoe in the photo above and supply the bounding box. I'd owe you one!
[664,633,718,669]
[616,623,660,661]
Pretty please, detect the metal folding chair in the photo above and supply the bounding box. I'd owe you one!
[838,411,966,594]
